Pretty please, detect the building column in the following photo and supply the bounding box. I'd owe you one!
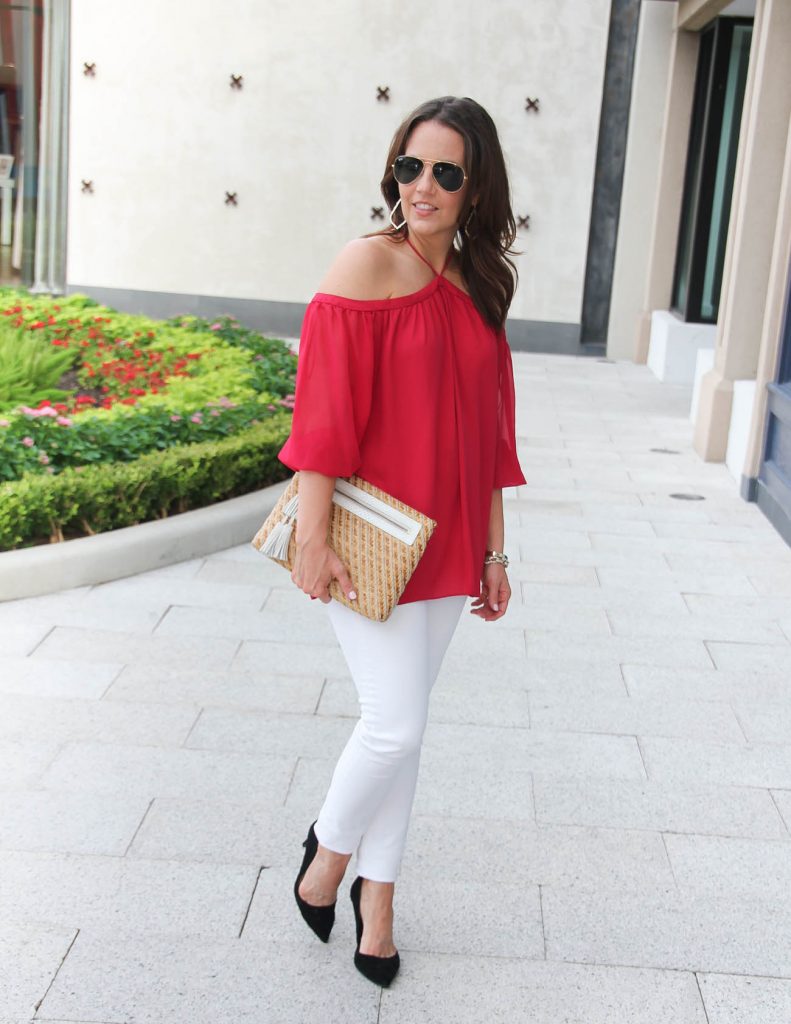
[607,1,675,361]
[633,21,699,363]
[694,0,791,460]
[742,114,791,484]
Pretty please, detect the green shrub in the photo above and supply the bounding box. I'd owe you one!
[0,413,293,550]
[0,395,289,480]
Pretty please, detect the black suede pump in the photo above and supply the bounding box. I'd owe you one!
[293,820,336,942]
[349,875,400,987]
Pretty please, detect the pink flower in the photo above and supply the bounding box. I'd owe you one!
[21,436,34,447]
[170,414,182,422]
[209,323,222,331]
[210,409,220,417]
[267,404,276,411]
[39,406,58,417]
[39,452,50,465]
[0,418,9,427]
[190,413,202,423]
[56,416,72,427]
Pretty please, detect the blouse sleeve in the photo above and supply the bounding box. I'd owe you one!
[277,299,375,477]
[493,329,527,488]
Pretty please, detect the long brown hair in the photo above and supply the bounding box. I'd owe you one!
[378,96,518,329]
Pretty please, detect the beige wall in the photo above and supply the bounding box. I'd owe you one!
[67,0,610,326]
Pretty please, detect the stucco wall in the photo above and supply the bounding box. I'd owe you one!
[67,0,610,326]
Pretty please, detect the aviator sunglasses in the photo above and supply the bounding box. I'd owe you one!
[392,154,468,193]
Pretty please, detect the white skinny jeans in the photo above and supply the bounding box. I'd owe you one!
[314,594,467,882]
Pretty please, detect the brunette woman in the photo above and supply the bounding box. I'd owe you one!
[277,95,526,987]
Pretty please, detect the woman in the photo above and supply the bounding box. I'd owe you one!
[277,95,526,987]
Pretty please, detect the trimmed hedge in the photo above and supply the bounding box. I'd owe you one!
[0,412,293,551]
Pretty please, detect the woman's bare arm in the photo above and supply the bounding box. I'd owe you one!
[291,470,356,603]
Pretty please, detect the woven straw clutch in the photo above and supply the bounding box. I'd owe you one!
[251,472,436,622]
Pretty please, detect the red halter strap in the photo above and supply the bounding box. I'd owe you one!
[405,235,453,278]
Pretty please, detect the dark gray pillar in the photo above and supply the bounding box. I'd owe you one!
[580,0,643,346]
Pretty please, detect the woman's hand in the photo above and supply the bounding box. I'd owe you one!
[469,562,511,621]
[291,538,357,605]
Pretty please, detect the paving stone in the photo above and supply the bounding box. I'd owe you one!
[733,703,791,744]
[35,932,380,1023]
[606,608,786,644]
[0,623,52,657]
[0,599,163,634]
[282,756,336,814]
[641,736,791,788]
[664,834,791,898]
[0,923,76,1018]
[748,567,791,597]
[104,663,324,714]
[533,777,787,839]
[595,566,758,595]
[623,664,791,705]
[769,789,791,831]
[517,512,656,537]
[706,641,791,673]
[396,876,544,958]
[0,741,62,789]
[697,973,791,1024]
[401,815,674,892]
[516,562,600,586]
[33,627,240,670]
[522,581,688,615]
[0,693,198,747]
[155,603,337,645]
[184,707,354,758]
[523,658,628,698]
[233,638,349,677]
[39,741,294,804]
[475,599,610,633]
[0,850,258,938]
[127,799,310,866]
[0,657,120,699]
[542,885,791,975]
[92,572,271,610]
[525,631,712,668]
[421,722,645,779]
[0,790,151,856]
[529,693,745,743]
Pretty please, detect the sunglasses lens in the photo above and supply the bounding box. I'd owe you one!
[393,156,423,185]
[433,163,465,192]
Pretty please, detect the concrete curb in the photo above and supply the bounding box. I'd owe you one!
[0,479,289,601]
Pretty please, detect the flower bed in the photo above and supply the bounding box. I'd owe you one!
[0,290,297,550]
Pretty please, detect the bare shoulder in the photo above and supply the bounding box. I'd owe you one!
[316,235,399,301]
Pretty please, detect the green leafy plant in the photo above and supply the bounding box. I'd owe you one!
[0,323,78,411]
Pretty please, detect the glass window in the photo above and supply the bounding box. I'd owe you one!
[671,18,753,324]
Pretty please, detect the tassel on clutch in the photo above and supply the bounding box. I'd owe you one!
[251,472,436,621]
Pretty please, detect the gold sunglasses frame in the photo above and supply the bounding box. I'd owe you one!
[391,155,468,193]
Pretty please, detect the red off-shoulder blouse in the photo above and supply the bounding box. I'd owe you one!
[277,262,526,604]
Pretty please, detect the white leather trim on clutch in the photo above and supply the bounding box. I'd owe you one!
[331,478,421,545]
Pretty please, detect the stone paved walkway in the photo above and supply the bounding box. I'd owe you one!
[2,352,791,1023]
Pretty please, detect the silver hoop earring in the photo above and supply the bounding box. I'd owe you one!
[389,198,406,231]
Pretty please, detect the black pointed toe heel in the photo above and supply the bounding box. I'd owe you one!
[294,820,336,942]
[349,875,400,987]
